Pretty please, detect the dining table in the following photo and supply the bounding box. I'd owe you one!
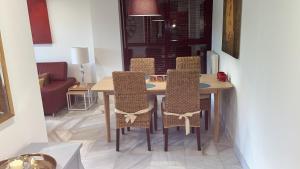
[91,74,233,143]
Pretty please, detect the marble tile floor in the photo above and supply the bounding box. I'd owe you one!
[45,103,243,169]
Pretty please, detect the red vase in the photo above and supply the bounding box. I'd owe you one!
[217,72,228,82]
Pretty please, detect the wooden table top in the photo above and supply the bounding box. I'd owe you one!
[69,83,95,91]
[92,74,233,94]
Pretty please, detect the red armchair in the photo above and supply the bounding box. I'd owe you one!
[37,62,76,116]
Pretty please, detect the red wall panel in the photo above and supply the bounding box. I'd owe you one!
[27,0,52,44]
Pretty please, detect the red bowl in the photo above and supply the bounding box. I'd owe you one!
[217,72,227,82]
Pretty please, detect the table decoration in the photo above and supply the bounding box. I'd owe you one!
[0,154,56,169]
[217,72,228,82]
[146,83,156,89]
[149,75,167,82]
[200,83,210,88]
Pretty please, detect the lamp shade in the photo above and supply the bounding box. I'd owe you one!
[128,0,160,16]
[71,47,89,64]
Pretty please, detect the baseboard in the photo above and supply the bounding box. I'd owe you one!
[225,127,251,169]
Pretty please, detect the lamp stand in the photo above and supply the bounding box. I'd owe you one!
[80,64,86,86]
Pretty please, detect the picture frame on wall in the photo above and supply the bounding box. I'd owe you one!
[0,34,15,124]
[222,0,242,59]
[27,0,52,44]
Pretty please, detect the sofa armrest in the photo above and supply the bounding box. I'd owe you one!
[41,78,76,93]
[40,77,76,115]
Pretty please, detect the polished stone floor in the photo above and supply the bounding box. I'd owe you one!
[45,102,243,169]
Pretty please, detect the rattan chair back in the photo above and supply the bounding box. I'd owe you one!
[130,58,155,75]
[112,71,151,128]
[165,70,200,115]
[176,56,201,71]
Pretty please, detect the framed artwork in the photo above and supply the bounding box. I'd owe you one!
[0,34,15,124]
[222,0,242,59]
[27,0,52,44]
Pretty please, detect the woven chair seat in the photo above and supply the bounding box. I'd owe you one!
[162,97,201,130]
[162,96,210,113]
[116,97,155,129]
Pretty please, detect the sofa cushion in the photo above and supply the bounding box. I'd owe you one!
[37,62,68,81]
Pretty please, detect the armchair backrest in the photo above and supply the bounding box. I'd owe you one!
[37,62,68,81]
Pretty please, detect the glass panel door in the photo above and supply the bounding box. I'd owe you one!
[120,0,212,74]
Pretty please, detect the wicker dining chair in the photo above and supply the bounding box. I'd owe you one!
[130,57,158,131]
[113,71,154,151]
[176,56,201,70]
[176,56,211,130]
[130,58,155,75]
[162,70,201,151]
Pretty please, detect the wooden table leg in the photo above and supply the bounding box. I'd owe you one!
[214,90,221,142]
[103,92,111,142]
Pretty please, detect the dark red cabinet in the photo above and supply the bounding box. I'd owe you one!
[120,0,212,74]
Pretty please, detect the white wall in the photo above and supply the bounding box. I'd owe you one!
[34,0,96,82]
[0,0,48,159]
[90,0,123,80]
[33,0,123,82]
[212,0,300,169]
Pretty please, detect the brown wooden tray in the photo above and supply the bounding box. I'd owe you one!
[0,153,56,169]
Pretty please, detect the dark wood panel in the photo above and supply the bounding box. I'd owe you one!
[120,0,213,74]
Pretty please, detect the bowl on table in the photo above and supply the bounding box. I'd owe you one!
[217,72,228,82]
[0,154,56,169]
[149,75,167,82]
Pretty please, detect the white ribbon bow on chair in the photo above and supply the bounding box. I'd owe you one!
[163,111,201,135]
[115,106,153,124]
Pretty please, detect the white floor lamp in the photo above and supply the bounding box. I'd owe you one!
[71,47,89,86]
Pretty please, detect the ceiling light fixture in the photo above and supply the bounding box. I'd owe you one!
[128,0,161,16]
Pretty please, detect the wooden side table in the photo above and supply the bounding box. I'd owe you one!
[67,83,97,111]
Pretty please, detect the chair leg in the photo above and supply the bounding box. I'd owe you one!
[121,128,125,135]
[153,96,158,131]
[205,111,209,130]
[191,127,195,134]
[196,127,201,151]
[154,110,158,131]
[116,129,120,152]
[146,128,151,151]
[150,116,154,134]
[161,101,165,134]
[177,126,180,131]
[164,128,168,152]
[127,127,130,131]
